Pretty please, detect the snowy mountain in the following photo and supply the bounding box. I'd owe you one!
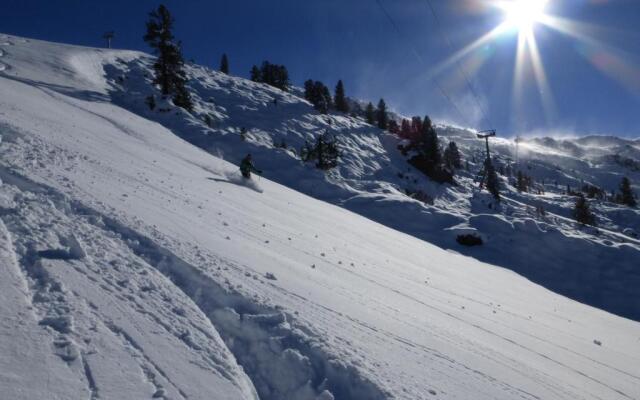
[92,34,640,321]
[0,34,639,400]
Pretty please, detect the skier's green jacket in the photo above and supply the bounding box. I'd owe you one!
[240,155,261,178]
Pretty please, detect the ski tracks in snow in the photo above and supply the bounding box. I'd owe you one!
[0,168,259,400]
[0,166,387,400]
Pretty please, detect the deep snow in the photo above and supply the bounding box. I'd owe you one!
[0,34,639,400]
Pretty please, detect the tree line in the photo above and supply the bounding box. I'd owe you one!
[142,9,499,206]
[142,4,640,232]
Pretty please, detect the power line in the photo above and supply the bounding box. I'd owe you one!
[374,0,470,126]
[419,0,495,129]
[376,0,425,64]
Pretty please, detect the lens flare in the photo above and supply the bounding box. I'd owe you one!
[424,0,637,131]
[500,0,549,31]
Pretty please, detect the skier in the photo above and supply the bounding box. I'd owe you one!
[240,154,262,179]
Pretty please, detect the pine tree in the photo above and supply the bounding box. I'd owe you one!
[172,83,193,110]
[619,177,637,207]
[334,80,349,113]
[443,141,462,169]
[144,5,174,95]
[365,102,375,125]
[411,117,423,140]
[407,116,453,184]
[318,82,333,114]
[302,131,339,170]
[484,158,500,200]
[253,61,290,91]
[421,116,441,170]
[573,193,595,225]
[275,65,290,91]
[220,53,229,74]
[304,80,314,101]
[143,4,192,110]
[388,120,399,134]
[250,65,261,82]
[316,94,329,114]
[399,119,411,139]
[304,80,332,113]
[376,98,388,130]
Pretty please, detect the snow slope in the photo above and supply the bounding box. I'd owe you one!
[92,38,640,321]
[0,34,639,400]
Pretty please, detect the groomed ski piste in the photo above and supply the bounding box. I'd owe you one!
[0,34,639,400]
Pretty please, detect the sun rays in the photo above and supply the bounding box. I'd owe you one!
[426,0,640,131]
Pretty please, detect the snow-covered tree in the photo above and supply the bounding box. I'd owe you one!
[143,5,192,110]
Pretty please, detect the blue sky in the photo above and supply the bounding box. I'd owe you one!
[3,0,639,137]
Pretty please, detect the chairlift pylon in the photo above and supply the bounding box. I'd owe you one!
[476,129,497,189]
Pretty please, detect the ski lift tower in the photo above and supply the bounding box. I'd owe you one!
[103,31,115,49]
[477,129,496,161]
[476,129,496,189]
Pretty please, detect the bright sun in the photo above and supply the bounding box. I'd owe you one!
[501,0,548,31]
